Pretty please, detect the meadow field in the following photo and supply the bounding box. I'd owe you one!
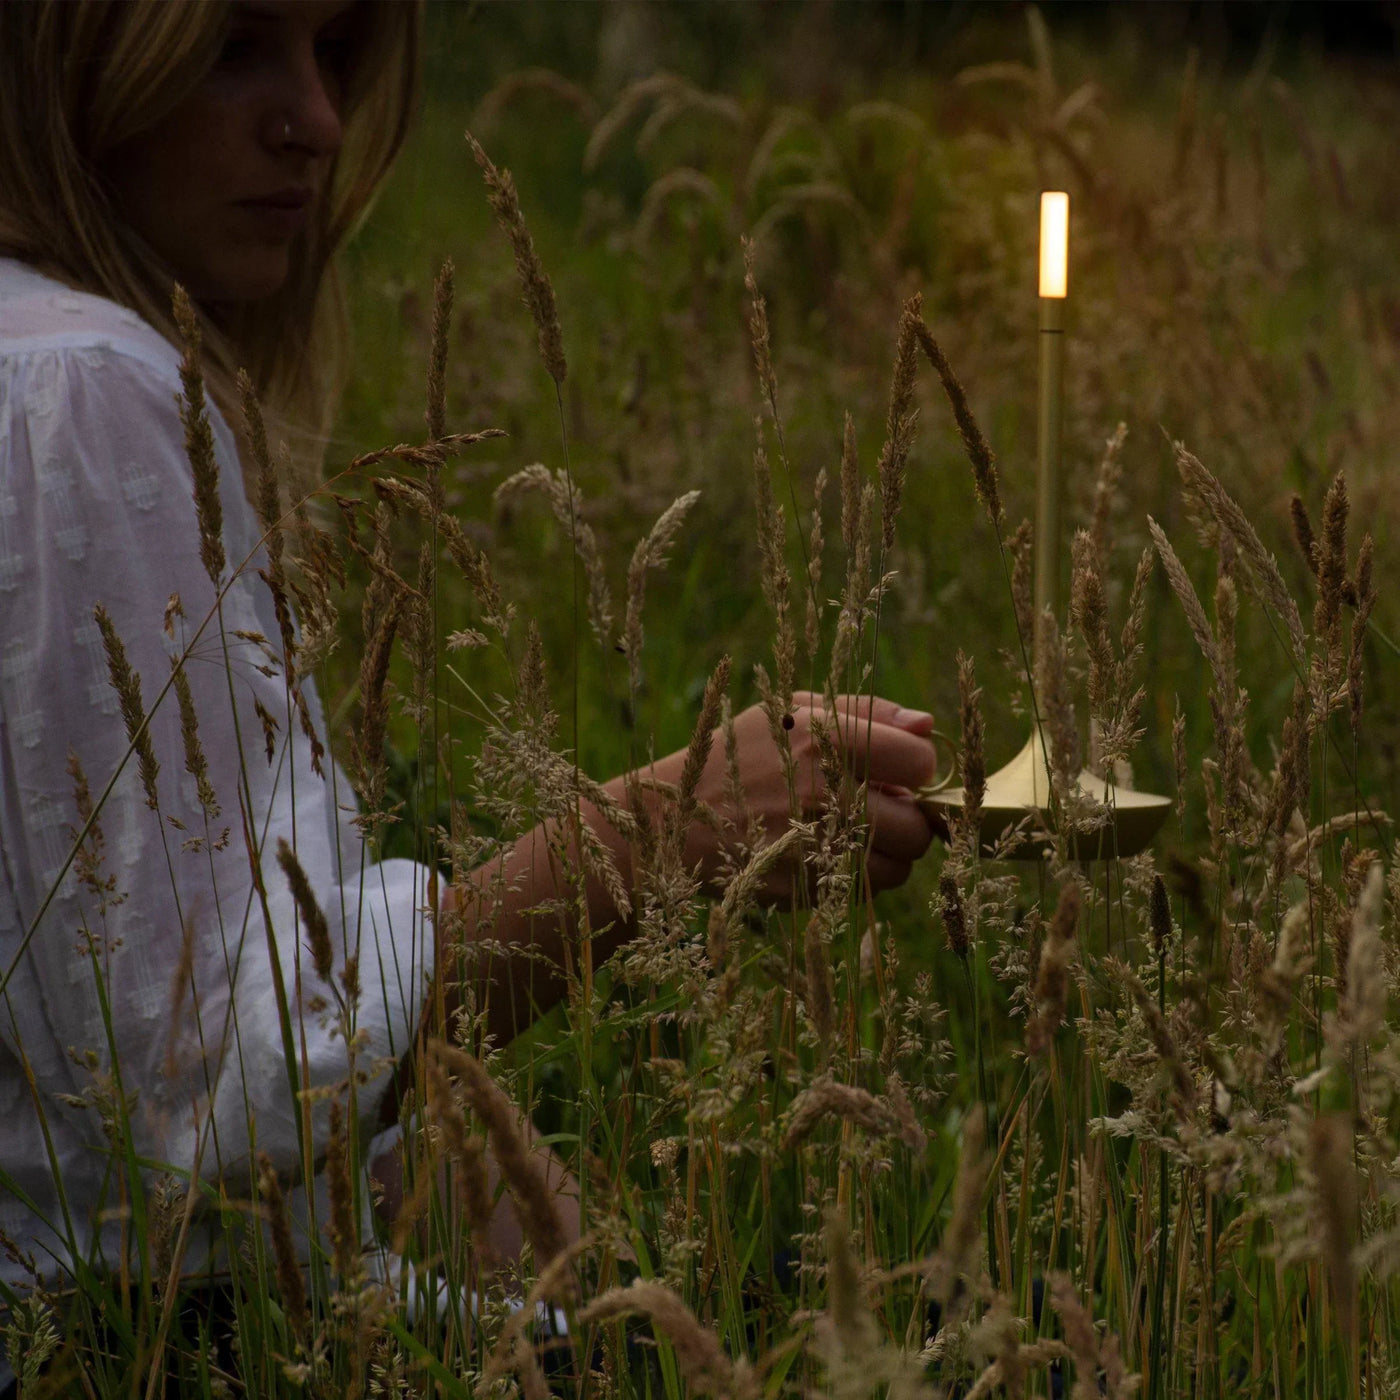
[10,4,1400,1396]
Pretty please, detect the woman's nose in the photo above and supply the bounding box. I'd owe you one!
[267,47,343,159]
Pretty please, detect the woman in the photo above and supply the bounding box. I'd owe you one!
[0,0,937,1323]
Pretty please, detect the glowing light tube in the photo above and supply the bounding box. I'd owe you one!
[1039,191,1069,299]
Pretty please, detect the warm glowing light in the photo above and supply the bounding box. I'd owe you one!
[1039,191,1069,299]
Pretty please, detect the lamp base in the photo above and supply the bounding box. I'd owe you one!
[921,727,1171,861]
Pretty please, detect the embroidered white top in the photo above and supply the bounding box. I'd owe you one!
[0,259,433,1288]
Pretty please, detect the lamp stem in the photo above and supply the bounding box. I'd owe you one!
[1034,293,1065,661]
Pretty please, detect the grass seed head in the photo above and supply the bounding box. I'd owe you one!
[171,285,225,587]
[467,131,566,387]
[257,1153,309,1339]
[916,322,1003,532]
[276,838,334,985]
[94,605,160,811]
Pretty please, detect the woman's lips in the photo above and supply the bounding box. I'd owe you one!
[236,188,312,235]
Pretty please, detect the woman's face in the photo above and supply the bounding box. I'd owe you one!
[104,0,356,305]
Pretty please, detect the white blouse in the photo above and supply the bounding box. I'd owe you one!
[0,259,433,1287]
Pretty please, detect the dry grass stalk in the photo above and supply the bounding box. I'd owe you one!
[1291,492,1317,575]
[1342,860,1386,1044]
[877,294,922,555]
[466,131,566,387]
[325,1099,359,1284]
[350,506,408,815]
[1088,422,1127,571]
[1315,469,1349,651]
[276,838,334,986]
[830,480,873,688]
[171,660,219,818]
[1270,686,1309,886]
[1008,519,1034,654]
[1348,532,1375,738]
[1027,883,1080,1056]
[802,902,837,1056]
[806,464,826,661]
[171,285,225,587]
[1126,972,1196,1115]
[424,1053,497,1262]
[429,1042,570,1276]
[1148,517,1219,677]
[930,1105,987,1313]
[915,322,1003,531]
[1034,610,1079,804]
[1149,874,1172,955]
[939,873,970,959]
[1308,1113,1358,1346]
[781,1076,926,1152]
[1048,1273,1136,1400]
[426,257,453,443]
[257,1152,309,1340]
[752,438,795,713]
[497,463,614,647]
[94,604,160,811]
[1070,529,1114,721]
[623,490,702,698]
[578,1279,755,1400]
[161,917,196,1082]
[1175,444,1306,664]
[742,237,779,419]
[65,751,116,907]
[839,412,859,560]
[956,650,985,852]
[823,1207,876,1354]
[666,655,733,862]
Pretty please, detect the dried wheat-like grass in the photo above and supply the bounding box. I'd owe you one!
[939,873,969,959]
[1048,1273,1137,1400]
[257,1153,309,1340]
[742,237,779,419]
[1175,443,1306,663]
[928,1105,987,1314]
[94,604,160,810]
[426,258,453,443]
[781,1075,926,1152]
[956,650,985,853]
[325,1099,359,1284]
[171,660,219,819]
[1342,860,1385,1044]
[429,1042,570,1275]
[1148,517,1219,677]
[171,285,225,587]
[498,463,615,647]
[466,131,566,387]
[276,838,333,986]
[579,1279,756,1399]
[876,294,922,555]
[1308,1112,1358,1346]
[1027,883,1080,1056]
[1008,519,1034,654]
[623,490,702,698]
[916,322,1003,532]
[1348,532,1375,738]
[1070,530,1113,720]
[1088,422,1127,571]
[424,1053,497,1262]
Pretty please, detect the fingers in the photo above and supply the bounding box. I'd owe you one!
[792,691,934,735]
[865,785,937,865]
[790,693,937,790]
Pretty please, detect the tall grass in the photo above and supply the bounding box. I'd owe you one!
[8,12,1400,1397]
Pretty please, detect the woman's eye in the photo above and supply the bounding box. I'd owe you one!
[214,30,259,69]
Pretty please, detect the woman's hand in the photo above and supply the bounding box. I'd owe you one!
[683,691,939,897]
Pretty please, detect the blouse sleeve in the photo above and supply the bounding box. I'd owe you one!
[0,336,433,1203]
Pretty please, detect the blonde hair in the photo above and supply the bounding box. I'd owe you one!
[0,0,420,479]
